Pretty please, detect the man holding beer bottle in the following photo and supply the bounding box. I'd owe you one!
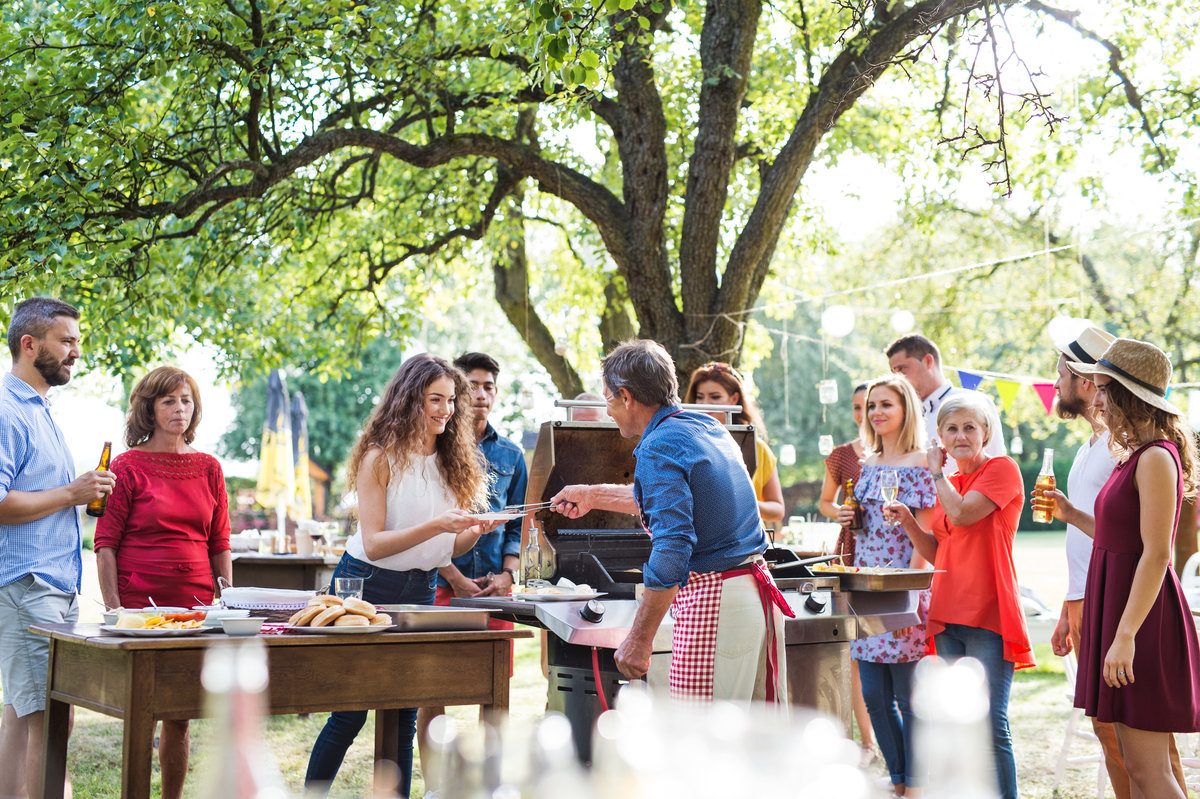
[0,297,115,798]
[1034,324,1187,798]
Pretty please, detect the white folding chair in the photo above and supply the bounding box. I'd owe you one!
[1052,653,1108,799]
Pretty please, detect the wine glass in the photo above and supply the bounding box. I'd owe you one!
[879,469,900,528]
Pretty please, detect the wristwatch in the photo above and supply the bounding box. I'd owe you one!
[931,472,944,481]
[501,567,517,581]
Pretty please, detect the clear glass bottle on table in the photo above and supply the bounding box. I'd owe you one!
[523,520,543,585]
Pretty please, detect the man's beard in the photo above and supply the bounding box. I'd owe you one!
[34,347,73,387]
[1056,394,1087,421]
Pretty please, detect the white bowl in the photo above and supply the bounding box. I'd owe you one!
[200,609,251,626]
[221,617,266,636]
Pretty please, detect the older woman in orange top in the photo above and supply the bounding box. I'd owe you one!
[884,391,1032,799]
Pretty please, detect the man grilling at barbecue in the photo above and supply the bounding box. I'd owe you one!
[550,339,793,703]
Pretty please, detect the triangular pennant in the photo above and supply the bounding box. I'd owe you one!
[995,379,1021,414]
[1032,382,1056,415]
[957,370,984,391]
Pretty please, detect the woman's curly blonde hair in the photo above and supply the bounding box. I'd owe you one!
[1100,379,1198,499]
[346,354,487,509]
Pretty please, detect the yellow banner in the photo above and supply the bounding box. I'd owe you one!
[994,379,1021,414]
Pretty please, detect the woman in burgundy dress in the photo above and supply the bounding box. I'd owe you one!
[1045,338,1200,799]
[95,366,231,799]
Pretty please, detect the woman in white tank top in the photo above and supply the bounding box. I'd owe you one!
[305,354,501,798]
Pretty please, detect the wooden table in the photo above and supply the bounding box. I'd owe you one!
[34,623,530,799]
[229,554,332,590]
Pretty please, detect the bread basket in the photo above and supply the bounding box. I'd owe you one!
[220,586,316,623]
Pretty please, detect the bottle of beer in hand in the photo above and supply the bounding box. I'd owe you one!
[85,441,113,518]
[1032,448,1056,524]
[844,479,863,532]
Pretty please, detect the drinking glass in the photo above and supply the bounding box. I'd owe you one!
[879,469,900,528]
[333,577,364,600]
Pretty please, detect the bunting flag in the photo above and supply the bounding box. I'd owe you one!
[994,379,1021,413]
[1032,382,1057,415]
[957,370,984,391]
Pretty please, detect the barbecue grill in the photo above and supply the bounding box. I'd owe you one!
[456,410,922,761]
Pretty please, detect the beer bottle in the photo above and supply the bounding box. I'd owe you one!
[1032,448,1056,524]
[85,441,113,518]
[844,479,863,532]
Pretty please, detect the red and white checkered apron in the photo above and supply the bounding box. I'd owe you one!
[668,560,795,702]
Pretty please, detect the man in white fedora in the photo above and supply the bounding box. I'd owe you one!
[1038,325,1186,797]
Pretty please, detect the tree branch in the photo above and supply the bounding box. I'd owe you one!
[1027,0,1172,172]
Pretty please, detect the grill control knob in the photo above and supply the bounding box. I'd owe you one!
[579,599,606,623]
[804,592,828,614]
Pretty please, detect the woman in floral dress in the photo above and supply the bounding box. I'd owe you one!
[838,375,935,796]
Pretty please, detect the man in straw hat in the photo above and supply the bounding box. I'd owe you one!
[1040,336,1191,796]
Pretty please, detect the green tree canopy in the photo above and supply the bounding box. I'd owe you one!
[1,0,1196,386]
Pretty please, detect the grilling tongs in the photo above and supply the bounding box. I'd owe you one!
[503,501,556,512]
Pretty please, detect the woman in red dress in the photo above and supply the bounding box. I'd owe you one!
[95,366,231,799]
[1044,338,1200,799]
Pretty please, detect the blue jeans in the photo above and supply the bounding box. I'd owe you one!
[857,660,919,787]
[935,624,1018,799]
[304,554,437,798]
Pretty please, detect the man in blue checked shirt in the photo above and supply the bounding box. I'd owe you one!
[418,352,527,762]
[550,340,793,704]
[0,297,115,798]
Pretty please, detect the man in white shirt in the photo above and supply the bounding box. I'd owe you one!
[1041,324,1185,798]
[886,334,1005,472]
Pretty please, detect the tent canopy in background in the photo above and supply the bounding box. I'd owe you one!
[255,369,294,513]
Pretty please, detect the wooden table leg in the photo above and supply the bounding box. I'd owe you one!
[373,709,401,796]
[121,652,156,799]
[39,695,70,799]
[481,639,511,725]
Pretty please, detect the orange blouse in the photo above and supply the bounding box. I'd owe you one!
[928,456,1034,669]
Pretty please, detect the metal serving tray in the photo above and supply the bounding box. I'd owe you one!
[373,604,494,632]
[825,568,937,592]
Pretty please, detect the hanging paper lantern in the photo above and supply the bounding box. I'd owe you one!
[820,305,856,338]
[1009,435,1024,455]
[779,444,797,466]
[890,309,916,333]
[818,435,834,456]
[817,379,839,405]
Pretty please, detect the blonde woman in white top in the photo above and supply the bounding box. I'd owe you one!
[305,353,501,798]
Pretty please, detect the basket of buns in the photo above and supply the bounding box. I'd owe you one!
[285,594,395,632]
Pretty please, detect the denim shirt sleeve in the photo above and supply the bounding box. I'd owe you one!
[637,445,698,590]
[501,450,527,559]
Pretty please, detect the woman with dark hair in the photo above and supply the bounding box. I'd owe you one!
[1042,338,1200,799]
[304,353,501,798]
[95,366,231,799]
[685,362,785,527]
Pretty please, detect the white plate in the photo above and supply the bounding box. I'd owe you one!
[473,511,523,522]
[511,592,606,603]
[284,624,396,635]
[99,625,208,637]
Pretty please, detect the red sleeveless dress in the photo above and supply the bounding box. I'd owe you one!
[1074,440,1200,731]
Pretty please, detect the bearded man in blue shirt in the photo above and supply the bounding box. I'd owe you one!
[551,339,792,703]
[0,297,116,798]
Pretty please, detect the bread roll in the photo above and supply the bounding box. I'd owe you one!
[342,597,376,617]
[370,613,393,626]
[311,606,346,627]
[309,594,343,608]
[334,613,370,627]
[288,605,324,627]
